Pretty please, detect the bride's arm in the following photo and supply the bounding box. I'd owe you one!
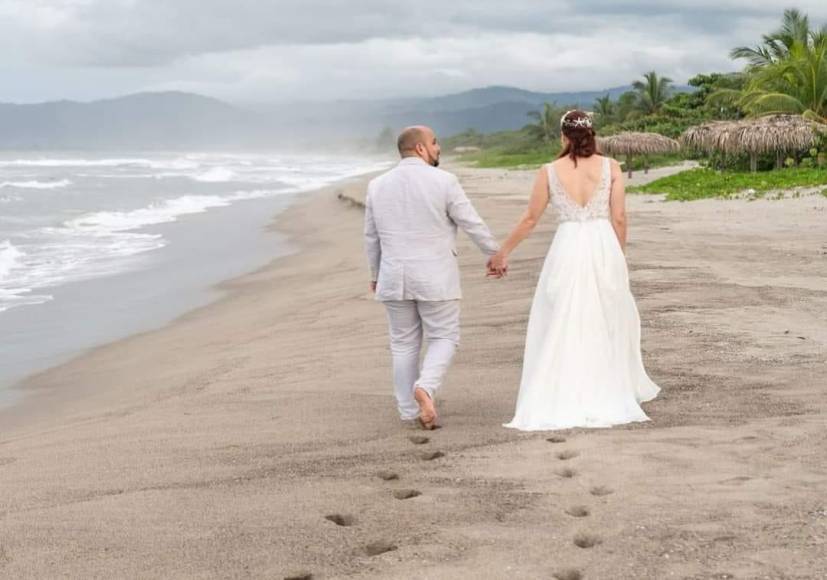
[488,167,550,274]
[608,159,627,253]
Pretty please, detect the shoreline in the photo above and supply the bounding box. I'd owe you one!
[1,162,825,578]
[0,172,380,432]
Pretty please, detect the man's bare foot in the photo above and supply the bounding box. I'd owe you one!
[414,387,438,430]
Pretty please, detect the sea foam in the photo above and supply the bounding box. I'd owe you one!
[0,240,22,281]
[0,179,72,190]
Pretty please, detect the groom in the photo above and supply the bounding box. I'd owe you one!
[364,125,501,429]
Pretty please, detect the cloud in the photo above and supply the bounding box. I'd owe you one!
[152,28,737,103]
[0,0,825,102]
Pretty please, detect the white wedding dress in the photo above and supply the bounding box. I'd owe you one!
[504,156,660,431]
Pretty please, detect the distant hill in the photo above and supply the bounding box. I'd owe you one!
[394,85,636,112]
[0,85,692,149]
[0,92,264,149]
[263,85,654,137]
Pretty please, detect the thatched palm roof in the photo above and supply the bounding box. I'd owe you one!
[680,115,825,155]
[598,132,681,156]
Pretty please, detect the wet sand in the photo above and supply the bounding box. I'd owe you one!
[1,163,825,579]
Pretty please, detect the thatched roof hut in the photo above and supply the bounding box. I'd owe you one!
[680,121,740,155]
[598,132,681,176]
[681,115,825,171]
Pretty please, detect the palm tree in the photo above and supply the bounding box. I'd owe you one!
[632,71,673,115]
[738,39,827,121]
[715,10,827,122]
[593,95,615,125]
[615,91,640,122]
[527,102,564,143]
[730,9,822,67]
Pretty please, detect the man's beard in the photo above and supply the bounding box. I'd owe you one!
[429,154,440,167]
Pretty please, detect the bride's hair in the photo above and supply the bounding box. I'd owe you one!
[558,110,597,167]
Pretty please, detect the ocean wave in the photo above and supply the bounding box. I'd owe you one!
[0,289,53,313]
[0,231,165,314]
[0,179,72,190]
[0,240,50,314]
[0,158,199,170]
[0,240,22,281]
[64,190,281,234]
[0,155,390,316]
[0,158,152,168]
[193,167,238,182]
[66,195,238,233]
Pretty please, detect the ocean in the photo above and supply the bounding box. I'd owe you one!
[0,151,389,405]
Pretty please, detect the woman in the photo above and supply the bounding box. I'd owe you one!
[489,110,660,431]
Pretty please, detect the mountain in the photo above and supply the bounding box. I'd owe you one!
[0,92,263,149]
[0,85,693,149]
[262,85,648,137]
[393,85,635,112]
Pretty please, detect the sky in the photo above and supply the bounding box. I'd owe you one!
[1,1,826,105]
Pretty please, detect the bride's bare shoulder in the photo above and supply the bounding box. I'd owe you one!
[593,154,622,171]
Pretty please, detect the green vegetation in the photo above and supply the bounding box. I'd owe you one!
[443,127,560,168]
[631,71,674,115]
[445,67,739,168]
[717,9,827,121]
[442,7,827,199]
[526,103,566,144]
[460,147,557,169]
[629,166,827,200]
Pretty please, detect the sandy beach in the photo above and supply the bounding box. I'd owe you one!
[1,162,826,579]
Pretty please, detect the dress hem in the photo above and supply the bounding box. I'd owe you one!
[502,415,651,432]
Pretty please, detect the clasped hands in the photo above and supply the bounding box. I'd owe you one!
[486,251,508,279]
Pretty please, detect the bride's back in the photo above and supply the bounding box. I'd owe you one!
[550,155,607,207]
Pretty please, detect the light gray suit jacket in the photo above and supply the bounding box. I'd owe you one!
[364,157,500,302]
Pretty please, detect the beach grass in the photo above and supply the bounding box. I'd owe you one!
[457,148,685,171]
[629,167,827,201]
[458,147,555,169]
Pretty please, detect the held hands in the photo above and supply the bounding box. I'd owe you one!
[486,252,508,279]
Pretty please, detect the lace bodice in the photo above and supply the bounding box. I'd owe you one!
[547,157,611,222]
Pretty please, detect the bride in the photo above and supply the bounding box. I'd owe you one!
[487,110,660,431]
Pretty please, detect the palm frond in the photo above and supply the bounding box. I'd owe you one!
[745,92,806,115]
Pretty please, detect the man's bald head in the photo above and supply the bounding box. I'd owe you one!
[397,125,441,166]
[397,126,430,155]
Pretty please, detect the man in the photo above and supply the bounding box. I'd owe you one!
[364,125,501,429]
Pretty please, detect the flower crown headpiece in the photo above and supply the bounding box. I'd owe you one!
[560,111,593,129]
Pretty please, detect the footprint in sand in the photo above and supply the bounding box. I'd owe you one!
[324,514,356,527]
[553,570,583,580]
[565,506,590,518]
[283,572,313,580]
[421,450,445,461]
[364,541,398,556]
[573,533,602,548]
[408,435,430,445]
[719,476,751,485]
[0,457,16,467]
[546,436,567,444]
[377,470,399,481]
[556,468,577,479]
[556,450,579,461]
[590,485,614,497]
[393,489,421,500]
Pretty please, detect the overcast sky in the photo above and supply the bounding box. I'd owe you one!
[1,1,826,105]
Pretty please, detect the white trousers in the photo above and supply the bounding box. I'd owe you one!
[383,300,460,420]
